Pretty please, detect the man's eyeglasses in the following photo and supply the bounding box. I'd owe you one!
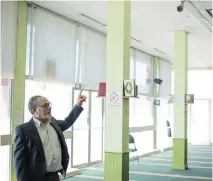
[36,103,52,108]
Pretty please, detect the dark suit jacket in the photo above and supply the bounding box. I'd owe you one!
[14,105,83,181]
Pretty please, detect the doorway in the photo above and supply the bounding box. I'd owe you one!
[71,88,104,168]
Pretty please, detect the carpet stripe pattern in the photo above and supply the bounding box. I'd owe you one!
[64,145,212,181]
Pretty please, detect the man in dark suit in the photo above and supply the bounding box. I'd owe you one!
[14,90,86,181]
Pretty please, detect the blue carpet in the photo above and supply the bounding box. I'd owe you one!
[64,145,212,180]
[139,158,212,167]
[79,169,211,181]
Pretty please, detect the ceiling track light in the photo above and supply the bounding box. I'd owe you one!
[80,13,107,27]
[186,0,212,28]
[131,37,142,43]
[153,48,165,54]
[177,0,212,32]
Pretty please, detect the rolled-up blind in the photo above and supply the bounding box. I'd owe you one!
[159,59,172,98]
[77,26,106,90]
[130,48,135,79]
[1,1,18,78]
[135,50,153,95]
[29,7,77,84]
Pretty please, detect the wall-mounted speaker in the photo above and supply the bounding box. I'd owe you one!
[154,78,163,85]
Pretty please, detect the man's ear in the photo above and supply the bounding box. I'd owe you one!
[31,108,36,115]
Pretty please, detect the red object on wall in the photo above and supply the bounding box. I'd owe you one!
[1,78,8,86]
[207,66,212,70]
[98,82,106,97]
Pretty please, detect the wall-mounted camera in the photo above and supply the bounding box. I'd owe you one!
[177,0,186,12]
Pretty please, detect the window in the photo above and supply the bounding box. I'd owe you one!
[130,48,135,79]
[136,61,148,90]
[157,68,173,150]
[27,7,77,84]
[73,90,89,129]
[130,131,153,156]
[157,100,172,149]
[72,89,89,166]
[188,70,213,99]
[73,129,89,165]
[91,92,102,128]
[90,92,103,162]
[1,1,18,79]
[159,59,172,98]
[76,26,106,89]
[0,146,10,181]
[171,70,174,95]
[172,70,213,99]
[24,80,73,124]
[135,50,153,95]
[129,95,154,127]
[0,79,12,135]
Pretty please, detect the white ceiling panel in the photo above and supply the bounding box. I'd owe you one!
[31,0,212,68]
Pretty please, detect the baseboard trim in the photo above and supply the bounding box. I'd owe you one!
[72,160,102,169]
[60,168,80,180]
[130,146,173,162]
[163,146,173,151]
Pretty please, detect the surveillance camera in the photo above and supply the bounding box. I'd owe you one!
[177,0,186,12]
[177,5,183,12]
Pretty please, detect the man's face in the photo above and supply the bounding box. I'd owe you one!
[33,96,52,121]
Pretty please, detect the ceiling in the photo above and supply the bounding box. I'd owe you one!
[31,1,212,68]
[199,0,212,8]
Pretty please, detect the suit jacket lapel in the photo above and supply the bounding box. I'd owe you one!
[29,118,45,159]
[50,120,64,141]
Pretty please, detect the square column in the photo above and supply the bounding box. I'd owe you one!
[104,1,131,181]
[10,2,27,181]
[172,31,188,170]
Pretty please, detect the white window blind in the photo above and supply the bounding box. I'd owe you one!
[159,59,172,98]
[29,7,77,84]
[1,1,18,78]
[130,48,135,79]
[135,50,153,95]
[77,26,106,90]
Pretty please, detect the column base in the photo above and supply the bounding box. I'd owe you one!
[153,130,157,149]
[11,145,16,181]
[172,138,188,170]
[104,152,129,181]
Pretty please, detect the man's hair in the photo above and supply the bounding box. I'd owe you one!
[28,95,41,114]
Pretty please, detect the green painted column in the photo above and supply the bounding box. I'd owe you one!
[153,56,160,149]
[11,2,28,181]
[104,1,131,181]
[172,31,188,170]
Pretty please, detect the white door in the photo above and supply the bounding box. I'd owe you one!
[190,100,210,145]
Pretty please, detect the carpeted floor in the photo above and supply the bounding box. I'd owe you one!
[64,145,212,181]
